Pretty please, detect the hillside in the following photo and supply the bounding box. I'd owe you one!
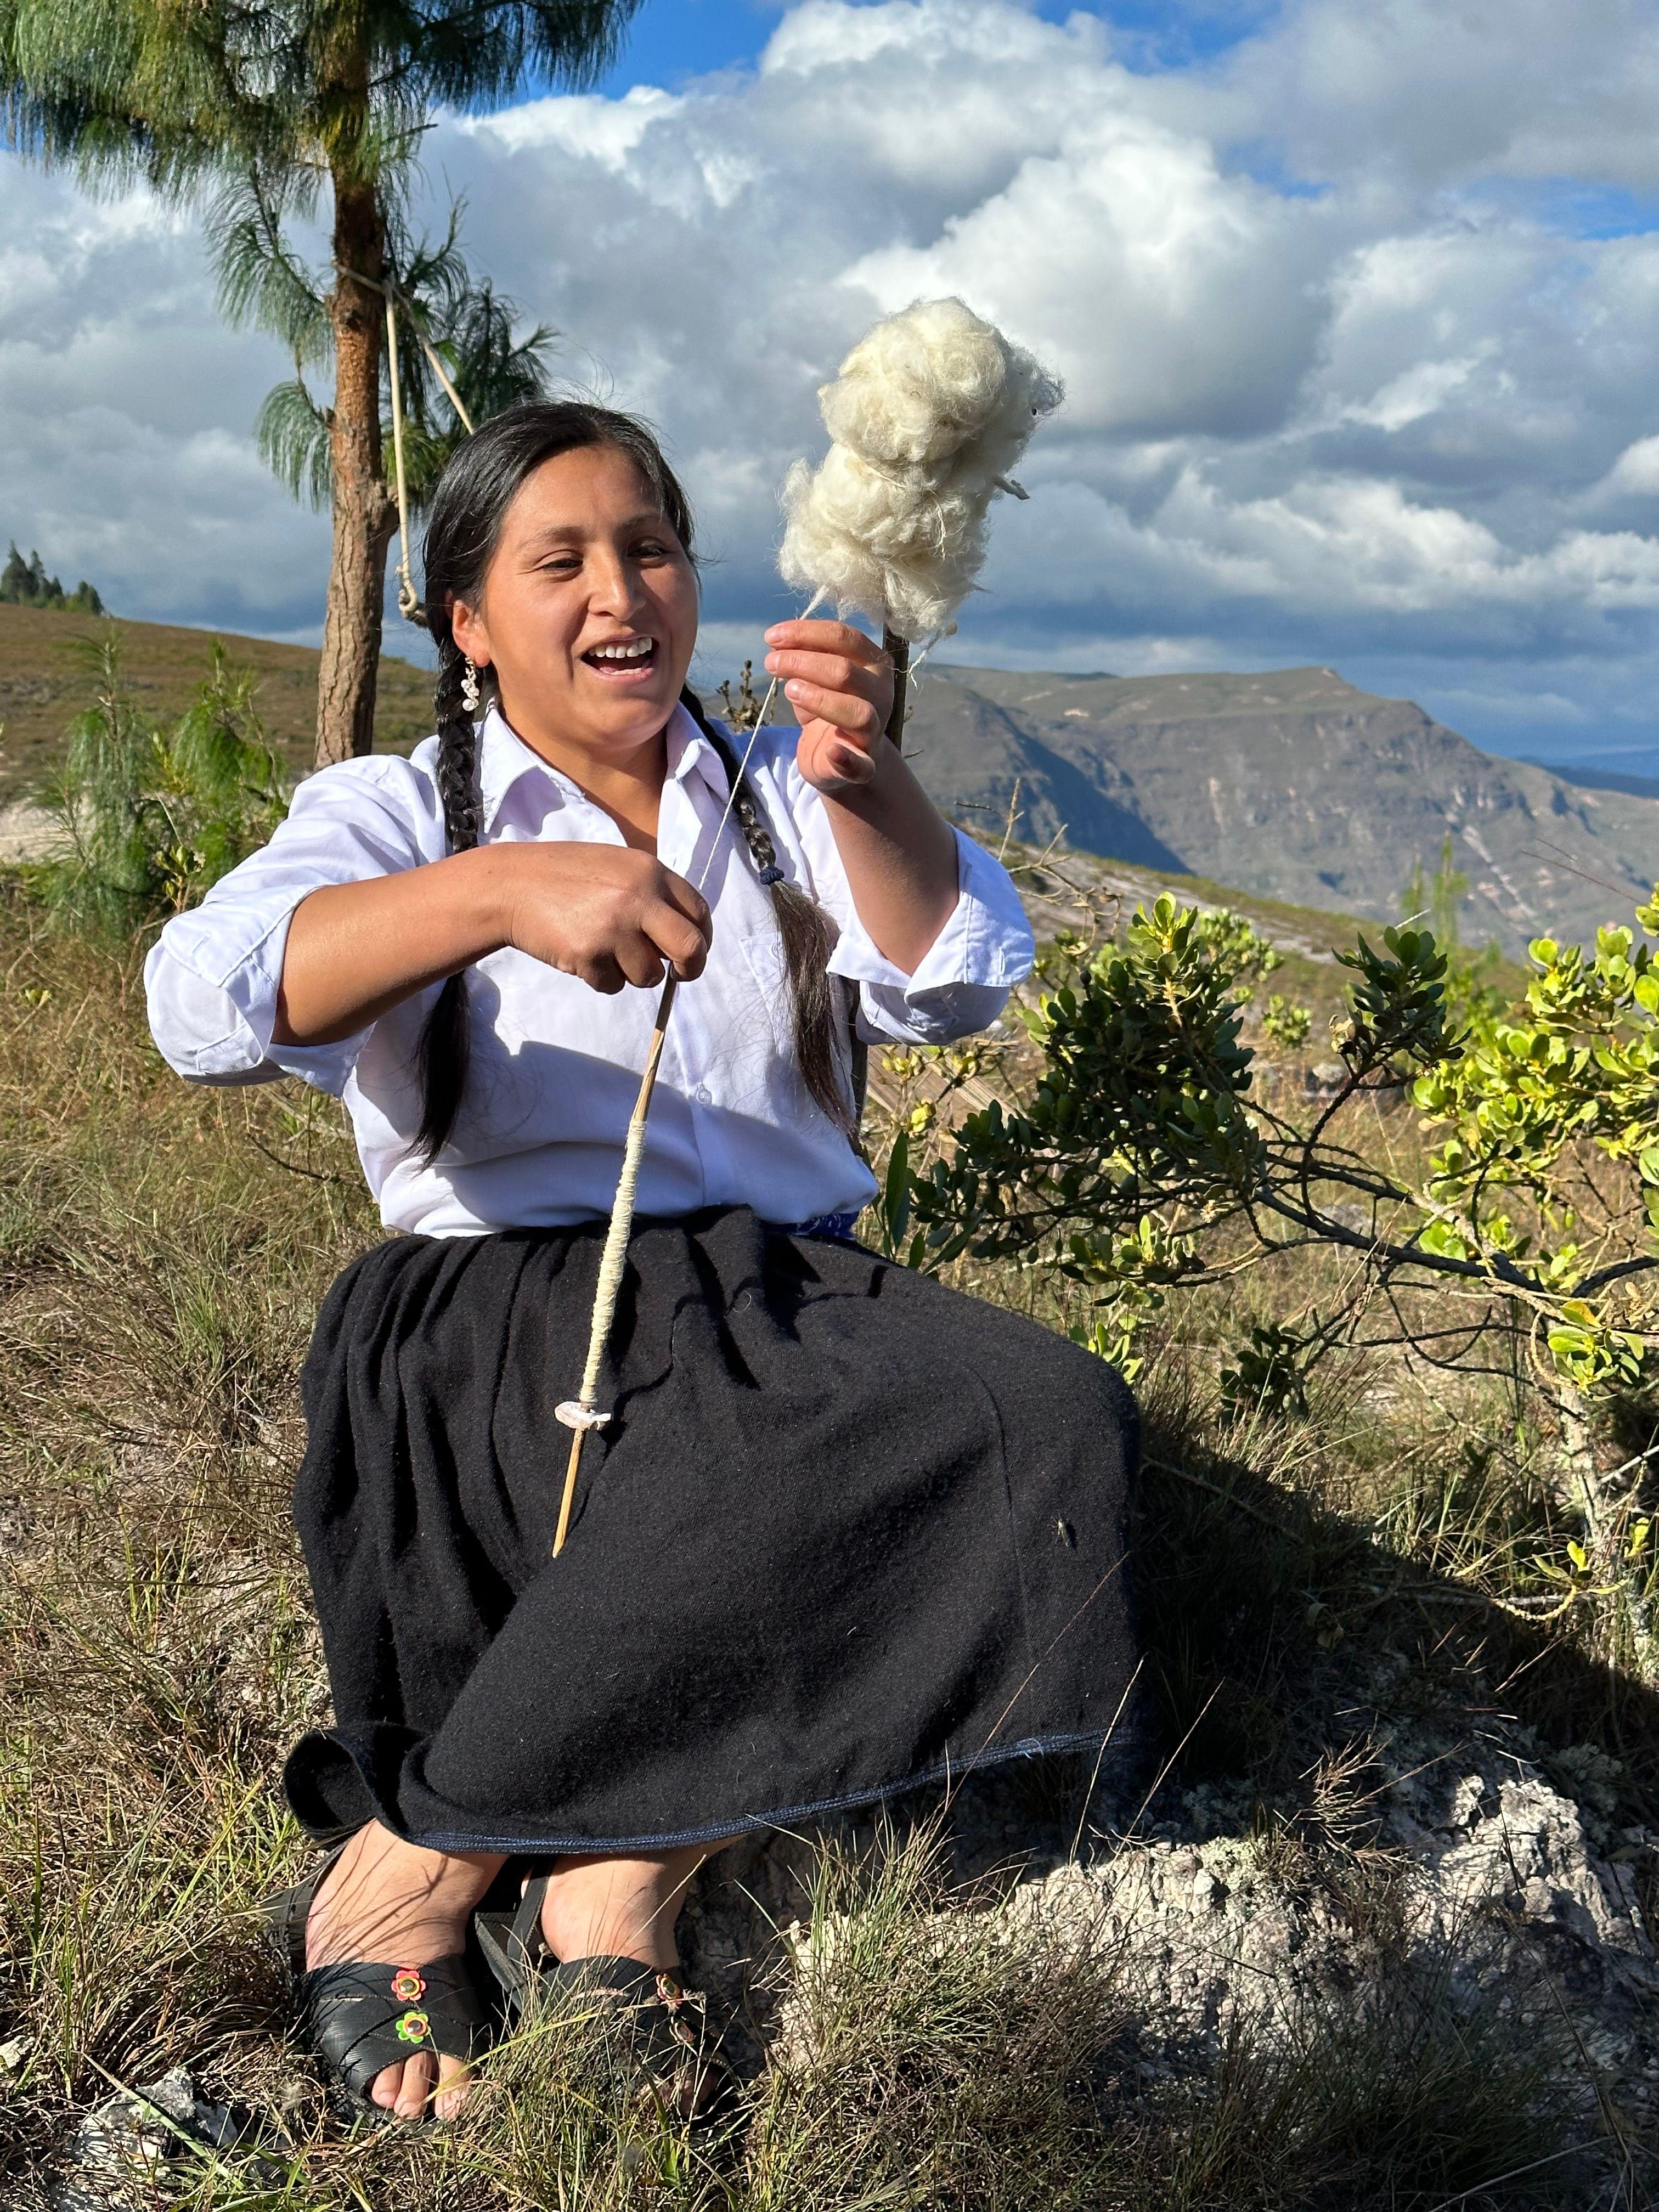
[902,663,1659,956]
[0,603,432,805]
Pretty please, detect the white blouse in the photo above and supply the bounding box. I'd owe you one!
[144,701,1034,1237]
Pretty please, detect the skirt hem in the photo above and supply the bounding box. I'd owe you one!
[293,1722,1141,1857]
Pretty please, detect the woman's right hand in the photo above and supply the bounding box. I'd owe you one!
[274,842,713,1048]
[489,842,712,994]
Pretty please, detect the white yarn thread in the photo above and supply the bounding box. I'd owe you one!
[779,297,1062,641]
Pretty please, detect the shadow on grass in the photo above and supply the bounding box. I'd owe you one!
[1128,1403,1659,1833]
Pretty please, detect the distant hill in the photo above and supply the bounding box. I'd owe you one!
[0,604,432,806]
[900,664,1659,957]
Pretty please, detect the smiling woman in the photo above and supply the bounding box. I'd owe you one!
[140,399,1139,2130]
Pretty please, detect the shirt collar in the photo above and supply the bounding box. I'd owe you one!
[475,699,724,834]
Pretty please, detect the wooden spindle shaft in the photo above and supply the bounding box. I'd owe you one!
[883,627,910,752]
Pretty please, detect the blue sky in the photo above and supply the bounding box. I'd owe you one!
[594,1,1271,91]
[6,0,1659,772]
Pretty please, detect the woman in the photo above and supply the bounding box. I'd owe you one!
[145,401,1138,2124]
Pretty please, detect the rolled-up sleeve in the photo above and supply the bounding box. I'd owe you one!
[801,793,1034,1043]
[143,757,437,1093]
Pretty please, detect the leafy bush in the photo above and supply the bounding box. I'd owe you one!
[906,892,1659,1564]
[1260,992,1311,1050]
[35,634,287,936]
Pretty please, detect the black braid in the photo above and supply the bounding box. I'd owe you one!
[413,645,485,1161]
[680,687,855,1135]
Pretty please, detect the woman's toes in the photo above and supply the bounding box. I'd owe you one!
[370,2060,404,2111]
[433,2056,475,2121]
[393,2050,436,2120]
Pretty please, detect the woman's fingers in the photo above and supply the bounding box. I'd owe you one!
[644,890,712,980]
[782,673,884,738]
[506,848,712,992]
[765,617,885,667]
[764,619,894,749]
[652,870,713,977]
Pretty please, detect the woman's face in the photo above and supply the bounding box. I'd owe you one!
[449,443,699,766]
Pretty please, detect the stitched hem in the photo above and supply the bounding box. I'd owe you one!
[399,1727,1133,1857]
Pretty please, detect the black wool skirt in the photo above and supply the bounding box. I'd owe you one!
[284,1206,1139,1854]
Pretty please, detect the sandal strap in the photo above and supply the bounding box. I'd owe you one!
[297,1951,490,2108]
[256,1839,352,1986]
[474,1871,552,2012]
[554,1955,726,2088]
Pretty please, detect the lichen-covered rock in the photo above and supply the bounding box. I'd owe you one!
[679,1728,1658,2128]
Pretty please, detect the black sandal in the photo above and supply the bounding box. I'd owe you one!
[476,1874,732,2117]
[260,1841,494,2118]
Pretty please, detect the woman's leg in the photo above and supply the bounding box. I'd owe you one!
[537,1842,724,1971]
[305,1821,505,2120]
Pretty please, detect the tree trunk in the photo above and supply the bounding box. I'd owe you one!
[1554,1378,1607,1543]
[315,176,396,769]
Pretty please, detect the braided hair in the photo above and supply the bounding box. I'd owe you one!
[678,685,851,1133]
[414,399,853,1161]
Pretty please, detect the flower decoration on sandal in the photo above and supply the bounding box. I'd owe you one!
[391,1967,427,2004]
[395,2009,432,2044]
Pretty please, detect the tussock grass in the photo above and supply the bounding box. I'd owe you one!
[0,885,1647,2205]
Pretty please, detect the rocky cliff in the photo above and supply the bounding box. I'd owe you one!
[902,663,1659,956]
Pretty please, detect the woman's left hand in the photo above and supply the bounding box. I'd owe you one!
[764,619,895,798]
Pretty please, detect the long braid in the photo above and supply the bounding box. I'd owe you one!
[414,645,484,1161]
[679,687,854,1135]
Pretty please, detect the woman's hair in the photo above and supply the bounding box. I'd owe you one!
[415,398,851,1161]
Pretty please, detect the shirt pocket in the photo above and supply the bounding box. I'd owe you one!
[736,921,861,1118]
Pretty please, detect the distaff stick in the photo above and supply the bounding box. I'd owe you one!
[551,973,676,1555]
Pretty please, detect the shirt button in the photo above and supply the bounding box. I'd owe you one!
[692,1084,712,1105]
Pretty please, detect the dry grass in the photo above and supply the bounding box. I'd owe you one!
[0,881,1647,2207]
[0,605,434,807]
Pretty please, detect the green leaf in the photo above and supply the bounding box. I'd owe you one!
[881,1126,911,1256]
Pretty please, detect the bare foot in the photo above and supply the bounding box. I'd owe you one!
[537,1847,707,1972]
[306,1821,504,2121]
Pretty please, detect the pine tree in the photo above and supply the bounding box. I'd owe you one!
[3,1,642,765]
[1,544,31,602]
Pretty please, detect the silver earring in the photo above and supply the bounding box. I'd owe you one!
[461,657,482,715]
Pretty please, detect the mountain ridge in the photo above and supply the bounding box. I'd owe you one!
[899,662,1659,956]
[3,604,1651,956]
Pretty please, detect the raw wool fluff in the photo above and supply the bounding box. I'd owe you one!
[779,297,1063,640]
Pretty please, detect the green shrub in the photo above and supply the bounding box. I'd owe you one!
[907,892,1659,1576]
[1260,991,1311,1049]
[35,633,288,937]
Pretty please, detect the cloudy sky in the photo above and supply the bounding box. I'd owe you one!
[7,0,1659,769]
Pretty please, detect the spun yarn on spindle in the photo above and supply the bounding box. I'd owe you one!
[780,296,1062,641]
